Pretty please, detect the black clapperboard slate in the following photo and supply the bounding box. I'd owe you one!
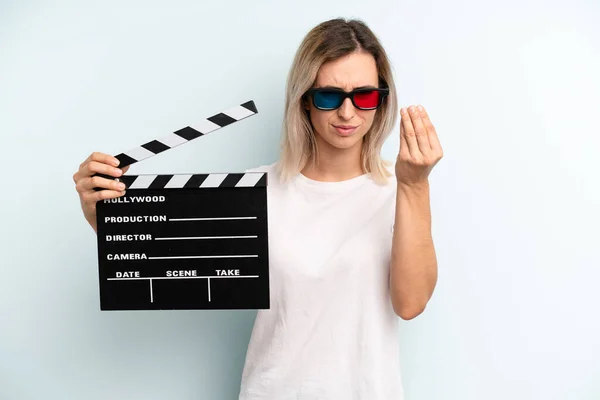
[95,101,269,311]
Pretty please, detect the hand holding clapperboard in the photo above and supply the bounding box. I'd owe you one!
[91,101,269,311]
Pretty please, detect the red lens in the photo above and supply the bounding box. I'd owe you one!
[353,90,380,109]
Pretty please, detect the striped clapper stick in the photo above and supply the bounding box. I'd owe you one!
[113,100,258,169]
[94,101,270,311]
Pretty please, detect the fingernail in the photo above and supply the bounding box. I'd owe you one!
[113,158,120,166]
[118,183,126,190]
[418,105,424,111]
[409,106,416,112]
[115,168,123,176]
[401,108,406,114]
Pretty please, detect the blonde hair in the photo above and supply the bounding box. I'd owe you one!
[276,18,398,185]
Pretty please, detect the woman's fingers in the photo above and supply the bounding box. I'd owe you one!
[419,106,442,154]
[399,123,410,159]
[73,153,123,185]
[82,188,126,205]
[81,160,123,180]
[400,107,420,158]
[80,152,120,170]
[76,175,126,193]
[73,152,130,206]
[74,152,128,231]
[408,105,432,156]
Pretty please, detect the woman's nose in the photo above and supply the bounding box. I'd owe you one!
[337,98,355,120]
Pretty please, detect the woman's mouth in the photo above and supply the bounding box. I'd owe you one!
[333,125,359,136]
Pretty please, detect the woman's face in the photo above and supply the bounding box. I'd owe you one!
[306,51,379,152]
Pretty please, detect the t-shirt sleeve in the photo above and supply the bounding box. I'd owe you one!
[244,162,277,174]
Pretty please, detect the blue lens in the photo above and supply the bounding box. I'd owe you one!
[313,90,343,110]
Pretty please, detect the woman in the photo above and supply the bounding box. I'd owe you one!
[73,18,443,400]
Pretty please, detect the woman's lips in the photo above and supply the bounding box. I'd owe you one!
[333,125,359,136]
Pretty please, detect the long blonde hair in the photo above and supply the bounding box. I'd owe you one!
[276,18,398,185]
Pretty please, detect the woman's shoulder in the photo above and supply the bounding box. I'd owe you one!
[244,161,283,186]
[244,161,278,174]
[244,161,282,184]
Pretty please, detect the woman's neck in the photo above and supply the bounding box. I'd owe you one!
[301,136,365,182]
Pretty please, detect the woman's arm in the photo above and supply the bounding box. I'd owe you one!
[389,105,443,320]
[389,181,438,320]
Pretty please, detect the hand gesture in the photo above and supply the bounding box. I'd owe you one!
[396,105,443,188]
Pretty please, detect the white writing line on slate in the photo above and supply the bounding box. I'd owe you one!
[154,235,257,241]
[148,255,258,260]
[168,216,257,221]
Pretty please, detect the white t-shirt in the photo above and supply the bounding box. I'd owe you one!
[238,162,404,400]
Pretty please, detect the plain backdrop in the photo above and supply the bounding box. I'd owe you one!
[1,1,599,399]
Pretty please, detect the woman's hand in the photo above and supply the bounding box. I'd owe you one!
[73,152,130,232]
[395,105,443,189]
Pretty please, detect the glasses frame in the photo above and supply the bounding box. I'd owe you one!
[304,87,390,111]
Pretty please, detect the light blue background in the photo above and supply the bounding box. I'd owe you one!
[1,1,599,399]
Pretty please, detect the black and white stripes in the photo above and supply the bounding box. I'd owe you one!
[114,101,258,168]
[119,172,267,189]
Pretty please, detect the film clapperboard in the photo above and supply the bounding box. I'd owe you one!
[95,101,269,311]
